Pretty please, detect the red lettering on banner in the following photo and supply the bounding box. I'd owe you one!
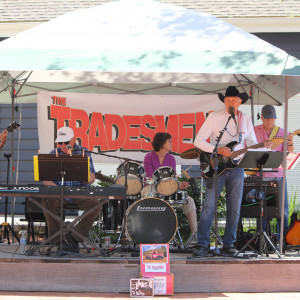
[49,105,71,130]
[140,115,157,151]
[51,96,67,106]
[69,108,89,148]
[154,115,167,133]
[89,112,108,151]
[48,103,209,153]
[123,116,142,150]
[178,113,195,153]
[105,114,126,151]
[195,112,206,136]
[166,115,179,153]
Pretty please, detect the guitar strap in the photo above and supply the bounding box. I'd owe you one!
[269,125,280,139]
[237,111,243,143]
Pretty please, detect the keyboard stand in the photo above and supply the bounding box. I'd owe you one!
[26,197,108,256]
[29,154,107,257]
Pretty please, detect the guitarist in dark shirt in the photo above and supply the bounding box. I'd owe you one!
[193,86,258,257]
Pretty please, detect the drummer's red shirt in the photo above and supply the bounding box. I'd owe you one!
[143,151,176,178]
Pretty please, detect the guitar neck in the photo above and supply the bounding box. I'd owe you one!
[230,142,266,159]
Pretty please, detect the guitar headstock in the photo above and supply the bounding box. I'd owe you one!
[292,129,300,136]
[6,121,20,133]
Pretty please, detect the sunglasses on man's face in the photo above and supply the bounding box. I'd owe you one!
[58,141,70,145]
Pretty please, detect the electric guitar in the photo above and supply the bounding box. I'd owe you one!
[0,121,21,147]
[199,140,271,178]
[245,128,300,175]
[268,129,300,150]
[285,212,300,246]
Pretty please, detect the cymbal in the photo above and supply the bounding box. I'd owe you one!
[180,148,201,159]
[95,171,114,184]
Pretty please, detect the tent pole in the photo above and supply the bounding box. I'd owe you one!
[250,85,254,125]
[10,79,15,238]
[279,76,289,255]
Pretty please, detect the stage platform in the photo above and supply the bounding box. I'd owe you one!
[0,243,300,294]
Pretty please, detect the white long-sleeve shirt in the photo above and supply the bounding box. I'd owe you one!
[194,108,257,154]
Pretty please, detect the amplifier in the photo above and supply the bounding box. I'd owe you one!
[240,177,283,219]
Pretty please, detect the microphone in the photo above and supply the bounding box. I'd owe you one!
[67,145,73,151]
[229,106,237,125]
[229,106,235,120]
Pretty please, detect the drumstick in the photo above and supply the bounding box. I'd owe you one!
[177,166,192,178]
[182,169,191,180]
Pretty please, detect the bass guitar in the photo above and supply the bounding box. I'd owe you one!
[199,140,270,178]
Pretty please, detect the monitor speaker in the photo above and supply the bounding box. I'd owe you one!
[240,177,283,219]
[25,197,46,221]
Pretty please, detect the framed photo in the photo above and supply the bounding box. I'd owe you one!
[130,278,154,297]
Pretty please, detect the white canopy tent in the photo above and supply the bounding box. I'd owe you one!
[0,0,299,253]
[0,0,300,105]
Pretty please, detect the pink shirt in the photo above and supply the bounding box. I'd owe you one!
[254,124,285,177]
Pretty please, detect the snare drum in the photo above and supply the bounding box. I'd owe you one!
[115,161,145,195]
[153,166,179,196]
[160,190,188,207]
[125,197,178,244]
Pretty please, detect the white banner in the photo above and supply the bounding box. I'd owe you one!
[37,92,224,165]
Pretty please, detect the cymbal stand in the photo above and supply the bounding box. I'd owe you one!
[107,159,138,256]
[184,177,204,248]
[1,153,20,244]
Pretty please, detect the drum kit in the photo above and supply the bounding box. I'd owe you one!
[98,148,201,249]
[100,163,191,247]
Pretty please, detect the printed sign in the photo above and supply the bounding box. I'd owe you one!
[37,91,223,164]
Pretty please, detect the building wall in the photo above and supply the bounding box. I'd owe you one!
[0,103,39,214]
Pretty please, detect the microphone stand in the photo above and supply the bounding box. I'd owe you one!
[68,146,143,164]
[1,153,20,244]
[210,114,233,255]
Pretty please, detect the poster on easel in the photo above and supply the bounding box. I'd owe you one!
[140,244,169,276]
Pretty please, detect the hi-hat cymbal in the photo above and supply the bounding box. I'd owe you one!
[95,171,114,184]
[180,148,201,159]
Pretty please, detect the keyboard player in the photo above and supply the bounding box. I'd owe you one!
[42,126,102,253]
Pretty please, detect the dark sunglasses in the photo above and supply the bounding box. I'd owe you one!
[58,141,70,145]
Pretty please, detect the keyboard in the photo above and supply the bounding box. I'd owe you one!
[0,184,125,200]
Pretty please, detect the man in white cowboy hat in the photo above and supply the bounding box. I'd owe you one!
[193,86,258,257]
[42,126,101,253]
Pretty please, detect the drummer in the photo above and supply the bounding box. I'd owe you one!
[142,132,198,233]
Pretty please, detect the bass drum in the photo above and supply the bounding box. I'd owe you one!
[125,197,178,244]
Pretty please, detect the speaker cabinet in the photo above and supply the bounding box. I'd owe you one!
[25,197,46,221]
[240,178,283,219]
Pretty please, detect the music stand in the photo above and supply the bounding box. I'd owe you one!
[27,154,106,256]
[236,151,284,258]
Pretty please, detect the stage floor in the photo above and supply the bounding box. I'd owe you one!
[1,241,300,261]
[1,240,300,294]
